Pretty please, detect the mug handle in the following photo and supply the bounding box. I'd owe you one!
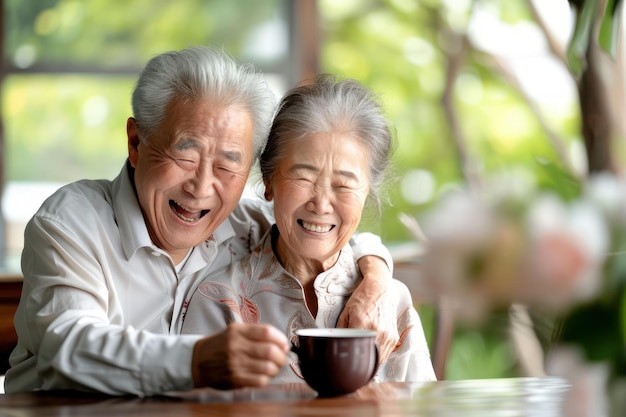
[370,345,380,381]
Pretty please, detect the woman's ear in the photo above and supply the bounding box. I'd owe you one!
[263,182,273,201]
[127,117,141,167]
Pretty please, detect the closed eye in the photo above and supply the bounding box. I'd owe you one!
[176,157,195,164]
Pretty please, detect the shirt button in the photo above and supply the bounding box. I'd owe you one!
[151,251,161,257]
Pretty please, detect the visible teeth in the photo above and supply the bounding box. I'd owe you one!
[171,200,208,222]
[301,221,332,233]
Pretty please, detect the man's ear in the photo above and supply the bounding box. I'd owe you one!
[127,117,141,168]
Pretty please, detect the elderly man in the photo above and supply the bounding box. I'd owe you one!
[5,46,397,396]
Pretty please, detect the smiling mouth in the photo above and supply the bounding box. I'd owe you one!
[170,200,210,222]
[298,220,335,233]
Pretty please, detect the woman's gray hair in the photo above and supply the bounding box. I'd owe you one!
[131,46,276,160]
[260,74,395,213]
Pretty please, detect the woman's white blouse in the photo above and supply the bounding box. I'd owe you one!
[182,227,437,383]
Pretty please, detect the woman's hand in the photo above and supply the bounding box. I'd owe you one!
[337,255,399,364]
[191,323,290,389]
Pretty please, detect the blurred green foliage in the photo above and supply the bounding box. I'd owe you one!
[5,0,282,69]
[3,75,132,181]
[318,0,583,243]
[3,0,284,184]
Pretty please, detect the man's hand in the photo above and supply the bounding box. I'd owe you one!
[191,323,290,389]
[337,255,399,364]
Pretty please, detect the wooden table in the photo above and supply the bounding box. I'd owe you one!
[0,377,571,417]
[0,274,22,374]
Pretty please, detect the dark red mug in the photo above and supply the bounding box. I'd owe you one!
[291,328,378,397]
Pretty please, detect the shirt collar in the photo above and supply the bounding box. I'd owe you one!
[112,161,153,260]
[181,219,236,274]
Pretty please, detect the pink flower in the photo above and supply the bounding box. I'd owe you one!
[416,181,609,323]
[520,196,608,311]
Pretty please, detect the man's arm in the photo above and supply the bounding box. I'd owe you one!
[339,232,399,364]
[349,231,394,275]
[7,214,199,396]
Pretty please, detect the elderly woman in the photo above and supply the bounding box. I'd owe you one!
[182,74,436,383]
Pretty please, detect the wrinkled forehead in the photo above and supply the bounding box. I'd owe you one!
[158,97,253,140]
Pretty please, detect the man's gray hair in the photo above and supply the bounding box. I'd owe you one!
[131,46,276,159]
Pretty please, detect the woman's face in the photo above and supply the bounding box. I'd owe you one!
[270,131,371,270]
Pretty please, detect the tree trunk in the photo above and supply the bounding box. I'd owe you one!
[579,42,616,173]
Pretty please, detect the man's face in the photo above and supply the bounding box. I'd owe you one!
[127,98,254,264]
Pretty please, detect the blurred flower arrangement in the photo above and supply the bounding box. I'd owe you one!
[406,170,626,385]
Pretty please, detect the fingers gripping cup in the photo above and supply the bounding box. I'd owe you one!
[292,328,378,397]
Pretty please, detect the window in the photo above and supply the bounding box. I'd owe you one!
[1,0,319,271]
